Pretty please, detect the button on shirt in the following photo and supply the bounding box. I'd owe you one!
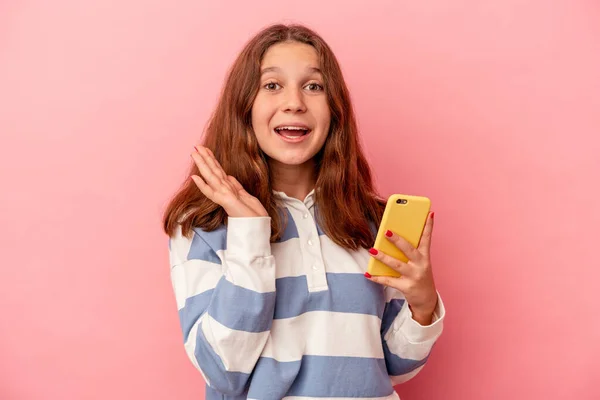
[168,188,445,399]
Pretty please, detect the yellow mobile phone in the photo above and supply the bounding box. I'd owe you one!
[367,194,431,277]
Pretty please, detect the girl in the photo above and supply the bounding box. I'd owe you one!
[163,23,445,400]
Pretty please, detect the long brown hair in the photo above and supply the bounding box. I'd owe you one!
[162,23,386,250]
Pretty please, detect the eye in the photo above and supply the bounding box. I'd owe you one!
[305,82,324,91]
[264,81,280,91]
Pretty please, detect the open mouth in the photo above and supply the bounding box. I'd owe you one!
[274,126,311,139]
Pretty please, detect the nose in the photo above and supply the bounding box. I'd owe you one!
[282,87,306,113]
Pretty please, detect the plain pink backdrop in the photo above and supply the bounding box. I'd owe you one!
[1,1,599,399]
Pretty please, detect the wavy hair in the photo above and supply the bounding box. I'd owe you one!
[162,24,386,250]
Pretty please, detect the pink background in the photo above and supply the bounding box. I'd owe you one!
[1,1,599,399]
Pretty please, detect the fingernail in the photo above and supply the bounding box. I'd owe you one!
[430,212,435,219]
[368,248,378,256]
[385,230,393,237]
[364,272,372,278]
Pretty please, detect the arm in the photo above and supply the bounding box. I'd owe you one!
[366,211,445,384]
[381,288,445,385]
[169,216,275,395]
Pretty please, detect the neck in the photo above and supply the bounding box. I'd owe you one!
[270,158,317,201]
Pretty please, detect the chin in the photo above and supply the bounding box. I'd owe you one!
[272,154,313,166]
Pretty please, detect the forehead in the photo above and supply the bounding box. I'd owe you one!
[261,41,320,71]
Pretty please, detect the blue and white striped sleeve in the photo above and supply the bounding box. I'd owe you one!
[380,288,445,385]
[168,216,276,396]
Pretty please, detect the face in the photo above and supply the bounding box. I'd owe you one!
[251,41,331,167]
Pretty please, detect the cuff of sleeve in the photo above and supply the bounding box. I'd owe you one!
[394,292,445,344]
[226,216,272,258]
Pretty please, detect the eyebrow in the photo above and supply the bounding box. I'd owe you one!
[260,66,322,76]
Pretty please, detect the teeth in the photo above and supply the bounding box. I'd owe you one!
[276,126,307,131]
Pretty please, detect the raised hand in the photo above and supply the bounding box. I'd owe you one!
[190,146,268,218]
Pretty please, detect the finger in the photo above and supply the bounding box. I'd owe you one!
[368,248,411,276]
[365,275,410,293]
[190,175,214,198]
[205,147,220,165]
[191,150,221,187]
[418,212,435,255]
[204,147,227,179]
[195,146,226,179]
[385,230,422,262]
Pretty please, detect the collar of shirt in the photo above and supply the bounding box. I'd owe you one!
[272,188,316,209]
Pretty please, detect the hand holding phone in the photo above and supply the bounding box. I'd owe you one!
[367,194,431,277]
[365,194,438,325]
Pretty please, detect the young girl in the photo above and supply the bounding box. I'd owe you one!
[163,23,445,400]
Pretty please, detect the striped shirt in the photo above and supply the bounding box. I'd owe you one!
[168,188,445,399]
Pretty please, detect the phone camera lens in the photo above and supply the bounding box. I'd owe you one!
[396,199,408,204]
